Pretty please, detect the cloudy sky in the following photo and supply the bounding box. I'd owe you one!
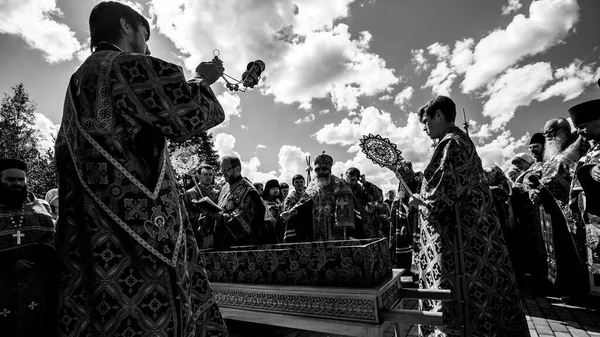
[0,0,599,193]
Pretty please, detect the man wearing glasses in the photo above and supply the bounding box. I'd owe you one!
[210,155,270,248]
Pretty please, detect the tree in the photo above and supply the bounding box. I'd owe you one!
[168,131,221,190]
[0,84,57,197]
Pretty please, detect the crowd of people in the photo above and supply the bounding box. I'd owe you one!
[1,1,599,337]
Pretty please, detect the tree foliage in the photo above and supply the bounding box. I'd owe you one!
[0,84,57,197]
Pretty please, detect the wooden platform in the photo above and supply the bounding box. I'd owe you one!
[212,269,449,337]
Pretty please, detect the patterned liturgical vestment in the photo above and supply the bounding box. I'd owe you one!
[284,176,360,242]
[0,194,56,336]
[55,46,228,336]
[416,126,529,337]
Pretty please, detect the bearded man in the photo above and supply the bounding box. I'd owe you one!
[345,167,384,238]
[183,164,221,248]
[281,152,363,242]
[569,99,600,298]
[401,96,528,337]
[525,118,589,298]
[54,2,228,336]
[0,159,56,336]
[211,155,270,248]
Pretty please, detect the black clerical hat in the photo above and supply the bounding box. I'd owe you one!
[568,99,600,127]
[530,132,545,145]
[0,158,27,173]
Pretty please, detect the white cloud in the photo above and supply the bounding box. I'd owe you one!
[476,130,529,172]
[536,59,600,102]
[449,38,474,74]
[277,145,311,184]
[318,109,331,115]
[257,144,267,149]
[411,48,429,73]
[423,61,457,96]
[379,95,392,101]
[214,133,237,157]
[393,86,414,109]
[149,0,399,111]
[212,91,241,129]
[502,0,523,15]
[461,0,579,93]
[241,125,248,130]
[34,113,59,151]
[482,62,554,129]
[294,113,316,124]
[0,0,82,63]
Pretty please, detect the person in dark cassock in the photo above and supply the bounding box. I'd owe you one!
[0,158,57,336]
[183,163,221,248]
[211,155,271,248]
[569,99,600,298]
[283,174,305,212]
[345,167,384,238]
[397,96,529,337]
[262,179,284,242]
[389,162,422,272]
[282,174,305,242]
[54,2,228,336]
[523,118,589,299]
[281,152,363,242]
[280,182,290,200]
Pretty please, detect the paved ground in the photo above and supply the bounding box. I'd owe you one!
[225,279,600,337]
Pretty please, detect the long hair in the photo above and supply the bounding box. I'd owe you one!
[89,1,150,52]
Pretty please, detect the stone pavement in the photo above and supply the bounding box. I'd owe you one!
[226,288,600,337]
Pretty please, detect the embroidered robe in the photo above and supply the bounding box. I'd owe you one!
[214,177,269,248]
[183,183,222,248]
[284,176,362,242]
[350,181,384,238]
[519,137,589,293]
[55,47,228,336]
[0,194,56,337]
[570,141,600,296]
[416,127,528,337]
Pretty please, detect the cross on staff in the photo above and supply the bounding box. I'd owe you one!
[305,155,312,184]
[12,230,24,245]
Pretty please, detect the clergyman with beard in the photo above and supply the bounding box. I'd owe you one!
[211,155,270,248]
[524,117,590,300]
[0,158,57,336]
[280,152,363,242]
[569,98,600,299]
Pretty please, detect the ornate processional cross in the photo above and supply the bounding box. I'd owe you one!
[12,230,24,245]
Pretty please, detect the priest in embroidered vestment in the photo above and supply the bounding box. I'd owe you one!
[569,99,600,297]
[54,2,228,336]
[0,158,57,336]
[281,152,363,242]
[402,96,529,337]
[183,163,221,248]
[211,155,271,249]
[345,167,384,238]
[522,118,589,297]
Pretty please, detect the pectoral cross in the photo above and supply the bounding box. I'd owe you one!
[12,230,24,245]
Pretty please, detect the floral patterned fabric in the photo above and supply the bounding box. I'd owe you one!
[570,141,600,295]
[202,238,391,287]
[415,127,529,337]
[55,46,227,337]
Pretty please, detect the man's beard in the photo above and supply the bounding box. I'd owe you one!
[316,173,332,188]
[0,183,28,207]
[544,137,568,162]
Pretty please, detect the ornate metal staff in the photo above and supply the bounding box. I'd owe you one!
[359,134,412,195]
[462,108,469,136]
[305,155,312,184]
